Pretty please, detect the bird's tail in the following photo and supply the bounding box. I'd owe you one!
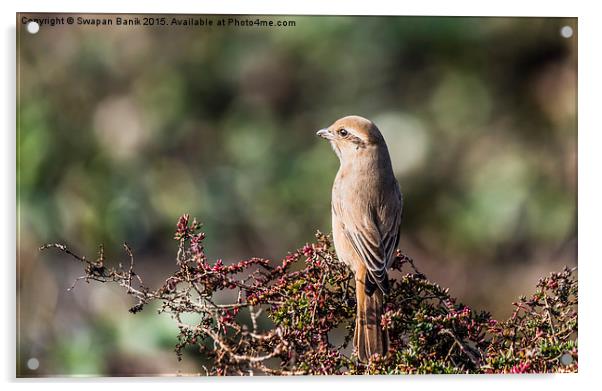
[354,285,389,362]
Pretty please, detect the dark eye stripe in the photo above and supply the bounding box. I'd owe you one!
[350,135,366,148]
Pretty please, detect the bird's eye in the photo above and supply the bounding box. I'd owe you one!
[338,129,348,137]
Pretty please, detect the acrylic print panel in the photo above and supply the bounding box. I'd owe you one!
[16,13,577,377]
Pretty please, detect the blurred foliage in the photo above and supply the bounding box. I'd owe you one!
[17,14,576,376]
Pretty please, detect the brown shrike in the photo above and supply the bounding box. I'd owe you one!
[317,115,403,362]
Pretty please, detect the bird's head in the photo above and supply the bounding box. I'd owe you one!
[316,115,385,163]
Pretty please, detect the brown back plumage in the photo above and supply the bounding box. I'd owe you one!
[317,115,403,362]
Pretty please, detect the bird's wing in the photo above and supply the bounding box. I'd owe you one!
[337,183,403,293]
[381,185,403,269]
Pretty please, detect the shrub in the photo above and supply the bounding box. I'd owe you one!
[41,214,578,375]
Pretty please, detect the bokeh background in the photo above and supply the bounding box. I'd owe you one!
[17,14,577,376]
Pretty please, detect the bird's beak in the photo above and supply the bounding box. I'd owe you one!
[316,128,332,140]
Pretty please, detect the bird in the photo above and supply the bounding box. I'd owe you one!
[316,115,403,362]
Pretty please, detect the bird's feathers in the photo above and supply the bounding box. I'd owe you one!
[320,115,403,361]
[355,287,388,361]
[333,182,402,294]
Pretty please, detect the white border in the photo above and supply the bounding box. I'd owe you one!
[3,1,601,390]
[5,0,583,16]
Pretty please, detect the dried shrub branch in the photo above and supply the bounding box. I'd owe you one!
[40,215,578,375]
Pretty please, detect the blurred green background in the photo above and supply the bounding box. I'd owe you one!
[17,14,577,376]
